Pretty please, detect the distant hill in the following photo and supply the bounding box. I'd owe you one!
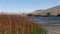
[32,5,60,15]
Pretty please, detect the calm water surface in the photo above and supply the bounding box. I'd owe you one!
[34,17,60,23]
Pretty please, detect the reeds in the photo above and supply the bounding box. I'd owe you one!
[0,14,39,34]
[0,14,47,34]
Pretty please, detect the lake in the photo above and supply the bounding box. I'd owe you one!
[33,17,60,23]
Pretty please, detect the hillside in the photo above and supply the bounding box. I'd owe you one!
[32,5,60,15]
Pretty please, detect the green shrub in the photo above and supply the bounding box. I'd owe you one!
[56,14,60,17]
[30,26,47,34]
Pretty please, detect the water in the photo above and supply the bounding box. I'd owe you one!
[34,17,60,23]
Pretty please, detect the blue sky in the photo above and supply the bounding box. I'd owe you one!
[0,0,60,13]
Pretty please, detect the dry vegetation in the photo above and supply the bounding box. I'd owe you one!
[0,14,40,34]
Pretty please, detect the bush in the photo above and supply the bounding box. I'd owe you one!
[27,14,32,16]
[56,14,60,17]
[46,12,51,16]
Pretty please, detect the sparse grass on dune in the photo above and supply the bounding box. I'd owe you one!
[0,14,47,34]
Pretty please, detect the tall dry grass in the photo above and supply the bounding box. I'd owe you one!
[0,14,38,34]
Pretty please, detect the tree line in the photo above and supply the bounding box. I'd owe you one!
[27,12,60,17]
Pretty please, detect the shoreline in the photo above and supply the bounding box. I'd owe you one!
[38,22,60,34]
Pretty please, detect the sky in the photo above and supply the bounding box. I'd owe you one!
[0,0,60,13]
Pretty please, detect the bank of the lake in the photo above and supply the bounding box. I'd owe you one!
[33,17,60,34]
